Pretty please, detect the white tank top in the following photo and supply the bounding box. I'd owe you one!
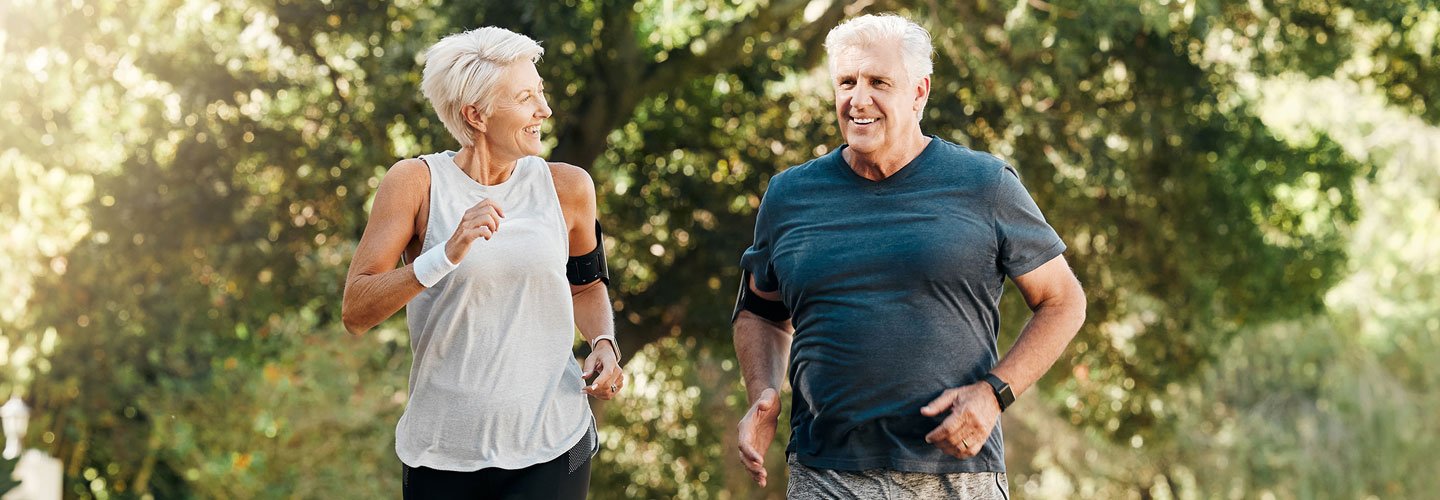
[397,151,591,471]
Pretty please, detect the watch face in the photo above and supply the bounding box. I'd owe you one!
[985,374,1014,410]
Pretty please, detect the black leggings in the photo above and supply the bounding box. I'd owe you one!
[402,449,591,500]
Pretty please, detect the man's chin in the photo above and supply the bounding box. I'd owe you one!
[846,139,882,155]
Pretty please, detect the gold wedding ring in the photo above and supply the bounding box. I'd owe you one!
[961,437,971,449]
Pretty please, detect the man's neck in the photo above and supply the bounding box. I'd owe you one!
[843,133,931,182]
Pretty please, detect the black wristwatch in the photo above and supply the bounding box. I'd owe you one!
[982,373,1014,412]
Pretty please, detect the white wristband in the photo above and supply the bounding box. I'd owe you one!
[590,334,620,362]
[412,245,458,287]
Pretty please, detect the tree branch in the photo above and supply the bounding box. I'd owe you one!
[639,0,815,97]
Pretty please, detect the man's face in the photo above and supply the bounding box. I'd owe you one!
[832,41,928,158]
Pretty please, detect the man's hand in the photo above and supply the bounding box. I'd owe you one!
[738,387,781,487]
[920,382,1001,459]
[581,345,623,400]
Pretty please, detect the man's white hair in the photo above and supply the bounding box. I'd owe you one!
[823,14,934,85]
[421,27,544,147]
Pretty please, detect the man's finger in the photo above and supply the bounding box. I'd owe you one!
[742,455,763,471]
[962,436,981,457]
[738,442,764,464]
[924,414,963,444]
[742,456,767,486]
[921,389,957,416]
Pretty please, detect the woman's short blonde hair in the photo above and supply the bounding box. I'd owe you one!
[421,27,544,147]
[823,14,934,85]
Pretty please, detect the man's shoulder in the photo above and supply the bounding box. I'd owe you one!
[769,148,844,190]
[925,139,1017,189]
[930,138,1010,170]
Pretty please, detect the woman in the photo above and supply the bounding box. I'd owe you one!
[341,26,623,499]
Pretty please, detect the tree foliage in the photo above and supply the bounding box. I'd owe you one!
[1,0,1436,497]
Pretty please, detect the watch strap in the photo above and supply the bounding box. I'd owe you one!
[982,373,1014,412]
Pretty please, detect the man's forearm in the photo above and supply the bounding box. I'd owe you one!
[992,286,1086,398]
[733,311,793,404]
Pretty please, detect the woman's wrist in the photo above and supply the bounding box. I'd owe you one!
[589,334,620,363]
[412,245,458,287]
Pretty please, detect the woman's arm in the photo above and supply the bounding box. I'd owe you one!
[341,159,430,335]
[551,162,622,398]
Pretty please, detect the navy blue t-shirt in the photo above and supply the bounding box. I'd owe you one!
[740,137,1066,473]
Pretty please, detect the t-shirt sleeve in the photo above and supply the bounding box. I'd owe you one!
[993,165,1066,278]
[739,184,782,293]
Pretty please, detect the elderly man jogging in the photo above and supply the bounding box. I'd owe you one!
[732,14,1087,499]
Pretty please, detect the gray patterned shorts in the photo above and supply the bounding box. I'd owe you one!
[786,454,1010,500]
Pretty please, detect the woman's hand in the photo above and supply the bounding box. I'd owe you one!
[444,199,505,263]
[581,342,624,400]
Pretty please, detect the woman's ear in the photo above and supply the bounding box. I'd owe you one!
[463,104,486,133]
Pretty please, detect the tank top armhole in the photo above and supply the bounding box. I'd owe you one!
[416,154,439,260]
[535,158,571,251]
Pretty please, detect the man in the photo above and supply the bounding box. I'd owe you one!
[732,14,1087,499]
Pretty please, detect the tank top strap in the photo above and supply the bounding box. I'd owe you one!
[520,156,571,246]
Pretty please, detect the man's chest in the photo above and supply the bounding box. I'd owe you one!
[768,196,997,295]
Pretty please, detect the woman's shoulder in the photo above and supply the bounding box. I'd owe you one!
[371,157,430,200]
[547,161,596,204]
[384,156,429,180]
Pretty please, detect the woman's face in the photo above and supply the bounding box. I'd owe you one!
[478,61,552,159]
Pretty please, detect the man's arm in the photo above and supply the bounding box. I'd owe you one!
[991,255,1087,396]
[922,255,1086,458]
[733,277,793,487]
[735,310,793,403]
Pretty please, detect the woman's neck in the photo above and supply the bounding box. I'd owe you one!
[454,144,519,186]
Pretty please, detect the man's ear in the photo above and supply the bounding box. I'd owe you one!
[463,104,487,134]
[914,76,931,111]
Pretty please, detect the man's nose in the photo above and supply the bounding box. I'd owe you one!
[852,85,873,108]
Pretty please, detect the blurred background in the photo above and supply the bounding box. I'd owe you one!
[2,0,1438,498]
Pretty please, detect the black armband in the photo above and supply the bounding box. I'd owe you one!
[566,221,609,286]
[731,269,790,323]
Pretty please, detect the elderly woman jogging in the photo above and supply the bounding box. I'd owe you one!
[342,27,623,499]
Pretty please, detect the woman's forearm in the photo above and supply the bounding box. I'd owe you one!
[341,265,426,335]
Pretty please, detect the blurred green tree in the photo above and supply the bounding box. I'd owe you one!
[2,0,1436,497]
